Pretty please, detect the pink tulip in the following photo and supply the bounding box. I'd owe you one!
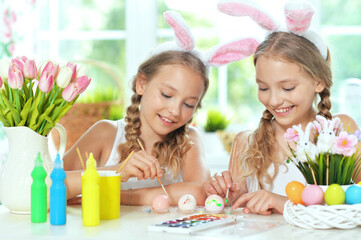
[11,57,24,73]
[41,61,59,79]
[66,62,77,82]
[23,59,37,79]
[74,76,91,94]
[0,76,3,88]
[333,131,358,156]
[8,64,23,89]
[38,71,54,93]
[61,83,78,102]
[62,76,91,102]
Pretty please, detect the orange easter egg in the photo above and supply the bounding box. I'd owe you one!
[285,181,305,205]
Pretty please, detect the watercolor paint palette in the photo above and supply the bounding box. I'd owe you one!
[148,213,239,234]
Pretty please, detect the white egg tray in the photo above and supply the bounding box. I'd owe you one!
[283,200,361,229]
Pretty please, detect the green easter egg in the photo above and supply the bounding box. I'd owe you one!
[324,184,345,205]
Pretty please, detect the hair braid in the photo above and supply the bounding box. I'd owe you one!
[118,91,142,161]
[241,110,280,190]
[317,88,332,120]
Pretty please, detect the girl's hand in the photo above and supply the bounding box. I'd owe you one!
[232,190,288,215]
[204,171,240,199]
[120,150,162,182]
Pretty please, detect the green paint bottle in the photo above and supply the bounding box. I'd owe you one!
[31,152,47,223]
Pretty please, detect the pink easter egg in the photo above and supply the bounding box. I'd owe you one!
[152,194,170,213]
[205,195,224,213]
[301,185,324,206]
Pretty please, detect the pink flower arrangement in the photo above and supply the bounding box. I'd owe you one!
[0,56,91,136]
[285,116,361,185]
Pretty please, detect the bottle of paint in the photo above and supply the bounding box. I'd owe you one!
[81,153,99,226]
[50,153,67,225]
[31,152,47,223]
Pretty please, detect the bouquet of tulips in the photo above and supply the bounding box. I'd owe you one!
[0,56,91,136]
[285,116,361,185]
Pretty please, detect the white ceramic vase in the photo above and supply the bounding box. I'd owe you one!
[0,124,66,214]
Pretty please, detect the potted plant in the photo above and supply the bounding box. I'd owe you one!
[202,108,232,159]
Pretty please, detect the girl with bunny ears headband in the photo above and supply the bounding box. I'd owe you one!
[204,0,361,215]
[63,10,258,206]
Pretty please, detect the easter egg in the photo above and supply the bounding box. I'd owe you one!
[285,181,305,205]
[324,184,345,205]
[301,185,324,206]
[152,194,170,213]
[345,185,361,204]
[178,194,197,213]
[205,195,224,213]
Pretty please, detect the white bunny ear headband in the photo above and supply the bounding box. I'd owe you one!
[149,11,259,67]
[217,0,328,60]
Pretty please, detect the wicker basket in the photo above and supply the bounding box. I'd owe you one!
[51,102,116,151]
[283,200,361,229]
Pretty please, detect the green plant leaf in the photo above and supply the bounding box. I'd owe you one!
[18,98,33,126]
[1,94,21,125]
[204,108,230,132]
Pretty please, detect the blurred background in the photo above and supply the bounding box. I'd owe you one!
[1,0,361,174]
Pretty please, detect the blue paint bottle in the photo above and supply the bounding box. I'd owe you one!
[50,153,67,225]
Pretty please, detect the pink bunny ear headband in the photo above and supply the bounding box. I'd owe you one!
[149,11,259,68]
[217,0,328,60]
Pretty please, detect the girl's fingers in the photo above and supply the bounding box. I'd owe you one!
[204,182,217,196]
[232,192,254,209]
[147,156,162,178]
[132,151,162,180]
[221,171,233,188]
[210,175,226,197]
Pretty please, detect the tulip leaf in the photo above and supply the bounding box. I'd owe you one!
[1,94,21,125]
[20,98,32,121]
[0,115,10,126]
[41,116,55,136]
[5,111,14,126]
[0,107,10,126]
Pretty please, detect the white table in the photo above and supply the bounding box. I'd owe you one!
[0,205,360,240]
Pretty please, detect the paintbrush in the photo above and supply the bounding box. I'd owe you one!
[116,151,134,173]
[225,188,229,204]
[225,141,238,205]
[137,138,169,198]
[76,147,85,170]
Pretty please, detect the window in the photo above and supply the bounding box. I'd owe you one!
[3,0,361,127]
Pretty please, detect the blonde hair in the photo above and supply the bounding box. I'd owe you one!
[117,51,209,177]
[241,32,333,190]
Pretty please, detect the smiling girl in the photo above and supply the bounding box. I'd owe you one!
[204,31,360,214]
[63,50,211,206]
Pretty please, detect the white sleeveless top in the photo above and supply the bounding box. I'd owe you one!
[105,119,183,190]
[246,162,306,196]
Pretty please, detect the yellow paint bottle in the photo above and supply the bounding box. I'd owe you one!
[81,153,99,226]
